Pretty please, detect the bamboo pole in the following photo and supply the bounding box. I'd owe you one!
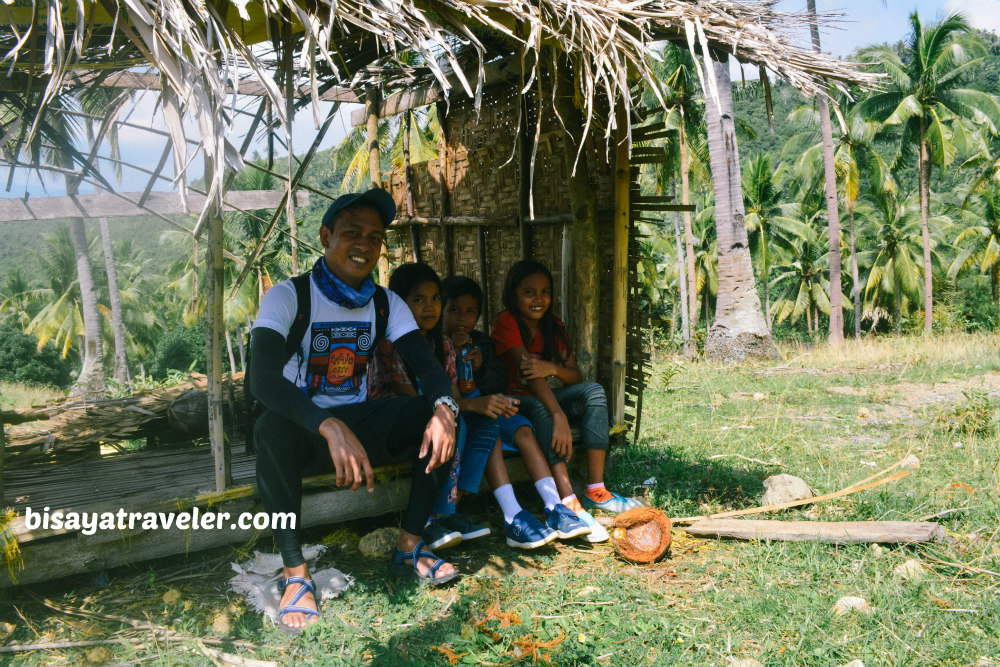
[610,103,630,425]
[518,94,532,260]
[283,26,299,275]
[205,156,230,492]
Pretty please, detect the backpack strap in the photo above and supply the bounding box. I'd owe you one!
[286,271,313,363]
[371,286,390,352]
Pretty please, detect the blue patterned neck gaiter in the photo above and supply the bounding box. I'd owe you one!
[311,257,376,309]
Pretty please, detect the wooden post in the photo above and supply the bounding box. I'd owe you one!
[205,157,230,492]
[283,25,299,274]
[436,101,454,276]
[610,103,629,426]
[403,110,420,262]
[366,88,390,284]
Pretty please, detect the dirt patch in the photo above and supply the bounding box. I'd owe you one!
[829,372,1000,422]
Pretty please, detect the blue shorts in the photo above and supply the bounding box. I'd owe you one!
[498,413,533,452]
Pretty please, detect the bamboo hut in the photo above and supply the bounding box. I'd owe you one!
[0,0,877,587]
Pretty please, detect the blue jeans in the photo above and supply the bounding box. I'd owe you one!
[431,414,500,514]
[515,382,610,465]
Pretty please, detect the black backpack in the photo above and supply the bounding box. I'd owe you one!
[242,273,390,453]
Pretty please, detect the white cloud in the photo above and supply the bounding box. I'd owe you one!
[945,0,1000,33]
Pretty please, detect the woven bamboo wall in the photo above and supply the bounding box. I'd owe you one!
[383,82,617,387]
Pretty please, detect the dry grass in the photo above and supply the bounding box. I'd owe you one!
[775,333,1000,371]
[0,382,65,411]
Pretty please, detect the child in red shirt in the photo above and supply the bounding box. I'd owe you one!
[492,260,642,519]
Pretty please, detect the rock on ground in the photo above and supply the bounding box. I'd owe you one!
[832,596,872,616]
[894,559,928,582]
[838,661,865,667]
[761,474,814,506]
[359,527,399,557]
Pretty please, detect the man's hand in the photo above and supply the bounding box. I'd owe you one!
[551,411,573,461]
[420,404,456,474]
[521,356,558,381]
[318,417,374,492]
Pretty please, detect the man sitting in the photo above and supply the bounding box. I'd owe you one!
[249,188,462,634]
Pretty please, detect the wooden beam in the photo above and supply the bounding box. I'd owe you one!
[0,190,309,222]
[0,70,360,102]
[611,104,629,426]
[685,520,950,544]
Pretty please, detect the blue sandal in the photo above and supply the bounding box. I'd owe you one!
[277,576,322,635]
[389,539,460,587]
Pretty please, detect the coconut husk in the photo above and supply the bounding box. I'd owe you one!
[610,508,672,564]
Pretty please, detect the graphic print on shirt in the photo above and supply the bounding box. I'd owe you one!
[305,321,373,396]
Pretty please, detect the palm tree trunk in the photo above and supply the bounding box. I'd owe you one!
[680,120,697,332]
[918,119,934,332]
[68,217,106,400]
[807,0,844,344]
[671,182,691,353]
[763,260,771,331]
[701,50,777,361]
[849,208,861,339]
[99,217,129,388]
[895,286,903,335]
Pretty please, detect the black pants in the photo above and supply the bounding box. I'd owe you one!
[255,396,445,568]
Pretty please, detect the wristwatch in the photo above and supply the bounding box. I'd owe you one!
[433,395,460,419]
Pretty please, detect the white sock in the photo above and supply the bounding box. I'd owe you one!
[534,477,561,511]
[493,484,523,524]
[561,494,579,507]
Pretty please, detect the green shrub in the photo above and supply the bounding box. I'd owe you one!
[0,326,72,388]
[150,322,207,379]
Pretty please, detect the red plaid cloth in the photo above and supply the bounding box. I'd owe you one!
[368,335,457,399]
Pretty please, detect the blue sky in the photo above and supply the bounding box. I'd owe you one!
[2,1,990,200]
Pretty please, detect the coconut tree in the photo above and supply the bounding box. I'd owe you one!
[769,223,830,334]
[700,49,776,360]
[742,153,811,328]
[859,191,925,334]
[949,183,1000,319]
[859,12,1000,332]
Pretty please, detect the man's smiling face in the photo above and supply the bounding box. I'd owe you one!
[319,206,385,289]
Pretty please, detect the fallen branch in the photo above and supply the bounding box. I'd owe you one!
[672,470,910,524]
[0,639,120,653]
[684,519,950,544]
[707,454,785,467]
[196,640,277,667]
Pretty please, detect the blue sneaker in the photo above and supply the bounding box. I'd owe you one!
[545,504,592,539]
[575,509,610,543]
[581,490,644,515]
[505,510,557,549]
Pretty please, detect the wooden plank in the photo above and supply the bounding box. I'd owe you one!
[1,191,309,222]
[685,519,950,544]
[1,457,540,588]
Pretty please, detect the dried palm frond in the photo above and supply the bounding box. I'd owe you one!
[2,0,878,220]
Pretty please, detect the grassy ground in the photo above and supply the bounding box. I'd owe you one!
[2,333,999,666]
[0,382,64,411]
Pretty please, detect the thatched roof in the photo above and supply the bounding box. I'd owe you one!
[2,0,878,211]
